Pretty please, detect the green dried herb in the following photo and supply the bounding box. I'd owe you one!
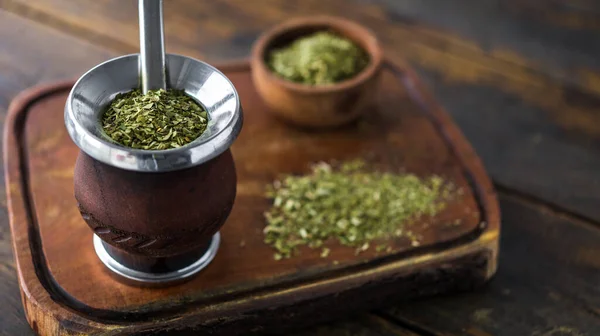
[101,89,208,150]
[268,31,369,85]
[263,160,457,259]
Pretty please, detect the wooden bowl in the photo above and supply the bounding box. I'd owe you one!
[251,16,383,128]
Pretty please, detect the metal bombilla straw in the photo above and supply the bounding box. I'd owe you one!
[139,0,167,93]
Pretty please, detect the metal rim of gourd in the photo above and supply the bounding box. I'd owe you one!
[64,53,243,173]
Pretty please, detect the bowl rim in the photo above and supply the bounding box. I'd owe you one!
[65,53,243,173]
[251,15,383,93]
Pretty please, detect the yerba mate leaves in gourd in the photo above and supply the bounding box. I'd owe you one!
[268,31,369,85]
[102,89,208,150]
[263,160,459,259]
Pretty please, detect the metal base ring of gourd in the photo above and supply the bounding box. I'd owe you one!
[93,232,220,285]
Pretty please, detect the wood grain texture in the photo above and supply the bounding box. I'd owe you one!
[382,194,600,336]
[0,0,598,335]
[0,10,115,336]
[294,314,422,336]
[4,0,599,223]
[75,149,237,258]
[5,62,498,335]
[0,6,421,336]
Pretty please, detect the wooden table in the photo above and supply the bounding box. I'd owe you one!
[0,1,599,335]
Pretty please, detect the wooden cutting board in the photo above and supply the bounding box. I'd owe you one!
[3,60,499,335]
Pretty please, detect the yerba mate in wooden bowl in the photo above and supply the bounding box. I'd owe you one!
[251,16,383,128]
